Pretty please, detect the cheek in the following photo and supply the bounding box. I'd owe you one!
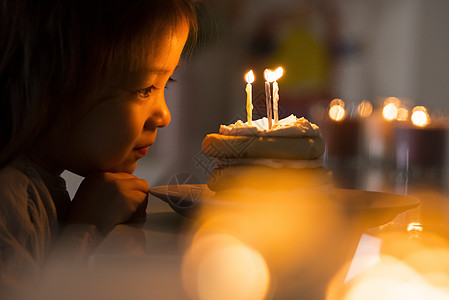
[68,104,145,167]
[95,114,142,156]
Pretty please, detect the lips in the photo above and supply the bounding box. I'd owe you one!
[134,133,156,158]
[133,146,150,158]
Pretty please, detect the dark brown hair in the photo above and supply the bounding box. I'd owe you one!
[0,0,198,168]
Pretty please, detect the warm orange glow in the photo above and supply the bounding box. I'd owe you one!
[384,97,401,107]
[183,166,348,300]
[330,98,345,108]
[357,100,373,118]
[182,233,270,300]
[396,107,409,121]
[407,222,423,232]
[245,70,255,84]
[264,67,284,82]
[273,66,284,80]
[328,222,449,300]
[340,256,449,300]
[382,97,401,121]
[329,105,345,121]
[411,106,430,127]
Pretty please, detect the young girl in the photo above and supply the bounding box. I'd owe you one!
[0,0,197,297]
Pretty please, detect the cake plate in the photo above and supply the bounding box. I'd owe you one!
[149,184,419,228]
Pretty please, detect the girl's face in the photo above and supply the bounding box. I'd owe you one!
[53,22,189,175]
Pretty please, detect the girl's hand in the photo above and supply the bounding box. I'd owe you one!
[67,172,150,234]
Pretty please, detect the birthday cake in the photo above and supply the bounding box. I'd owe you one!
[202,115,332,191]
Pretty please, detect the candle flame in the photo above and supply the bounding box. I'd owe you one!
[411,106,430,127]
[358,100,373,118]
[245,70,255,84]
[329,99,346,121]
[273,67,284,80]
[264,67,284,82]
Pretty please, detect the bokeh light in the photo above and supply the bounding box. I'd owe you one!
[329,99,346,121]
[411,106,430,127]
[182,233,270,300]
[357,100,373,118]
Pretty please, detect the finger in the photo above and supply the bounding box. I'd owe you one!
[119,178,150,193]
[125,190,149,205]
[129,196,148,223]
[104,172,137,180]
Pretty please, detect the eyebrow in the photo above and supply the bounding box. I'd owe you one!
[117,63,182,90]
[146,63,181,74]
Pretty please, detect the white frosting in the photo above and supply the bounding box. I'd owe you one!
[215,157,323,169]
[219,114,320,137]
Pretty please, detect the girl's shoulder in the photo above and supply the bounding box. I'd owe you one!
[0,157,42,193]
[0,157,57,223]
[0,158,60,274]
[0,158,36,202]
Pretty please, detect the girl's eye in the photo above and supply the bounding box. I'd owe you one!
[136,86,155,98]
[136,77,176,98]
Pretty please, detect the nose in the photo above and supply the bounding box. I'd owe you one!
[144,95,171,130]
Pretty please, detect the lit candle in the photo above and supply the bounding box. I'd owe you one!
[357,100,373,118]
[395,106,447,169]
[321,99,361,159]
[329,99,346,121]
[410,106,429,127]
[245,70,255,125]
[273,81,279,124]
[271,67,284,125]
[382,102,399,121]
[364,97,401,163]
[264,69,273,130]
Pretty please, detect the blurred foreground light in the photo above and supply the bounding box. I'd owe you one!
[411,106,430,127]
[342,256,449,300]
[189,166,345,299]
[407,222,423,233]
[328,229,449,300]
[182,233,270,300]
[344,234,382,283]
[404,247,449,291]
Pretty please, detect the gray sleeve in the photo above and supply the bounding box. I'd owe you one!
[0,184,45,299]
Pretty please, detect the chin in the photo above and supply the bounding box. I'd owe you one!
[65,156,138,176]
[113,161,138,174]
